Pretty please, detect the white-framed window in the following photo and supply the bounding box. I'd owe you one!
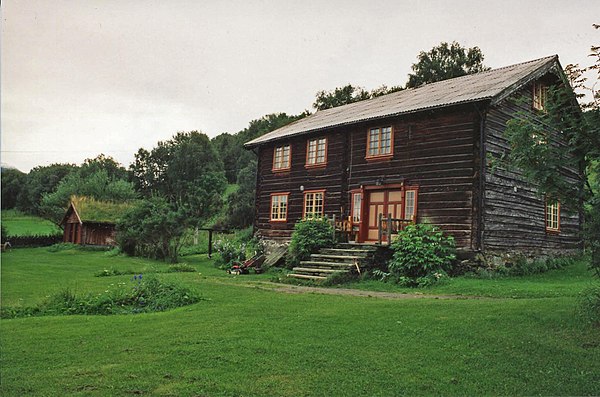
[367,126,393,157]
[545,200,560,232]
[270,193,289,221]
[533,81,547,111]
[404,190,416,220]
[306,137,327,166]
[273,145,291,171]
[352,192,362,223]
[303,190,324,218]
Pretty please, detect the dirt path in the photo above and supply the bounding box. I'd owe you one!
[247,282,485,300]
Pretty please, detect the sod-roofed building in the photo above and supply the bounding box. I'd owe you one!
[61,196,131,246]
[245,55,583,264]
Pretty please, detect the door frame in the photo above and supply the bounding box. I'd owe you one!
[353,183,419,243]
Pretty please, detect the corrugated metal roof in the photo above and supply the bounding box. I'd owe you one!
[245,55,559,147]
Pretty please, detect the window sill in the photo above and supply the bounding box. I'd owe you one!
[271,168,291,173]
[270,219,288,223]
[545,228,560,234]
[365,154,393,162]
[305,163,327,170]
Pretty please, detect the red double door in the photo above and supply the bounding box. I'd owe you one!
[363,188,404,242]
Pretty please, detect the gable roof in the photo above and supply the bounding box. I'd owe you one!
[60,196,132,225]
[245,55,563,148]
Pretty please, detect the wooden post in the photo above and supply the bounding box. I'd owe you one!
[208,229,213,258]
[378,213,383,245]
[387,213,392,246]
[194,227,199,245]
[332,214,336,242]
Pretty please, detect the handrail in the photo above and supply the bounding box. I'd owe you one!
[378,213,413,245]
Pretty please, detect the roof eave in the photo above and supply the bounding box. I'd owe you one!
[243,99,492,149]
[490,55,560,106]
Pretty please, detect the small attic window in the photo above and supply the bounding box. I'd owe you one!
[532,81,547,111]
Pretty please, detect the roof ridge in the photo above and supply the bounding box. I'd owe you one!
[311,55,558,112]
[404,54,558,91]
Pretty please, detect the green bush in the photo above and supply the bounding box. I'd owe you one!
[213,239,246,269]
[286,217,335,269]
[2,275,202,318]
[388,224,456,287]
[579,284,600,326]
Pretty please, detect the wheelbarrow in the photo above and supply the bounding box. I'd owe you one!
[227,253,266,275]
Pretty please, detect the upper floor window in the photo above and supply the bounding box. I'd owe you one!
[270,193,289,221]
[533,81,547,111]
[304,190,324,218]
[306,137,327,167]
[545,199,560,232]
[367,126,393,158]
[273,144,291,171]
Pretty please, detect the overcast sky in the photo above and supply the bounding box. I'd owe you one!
[2,0,599,172]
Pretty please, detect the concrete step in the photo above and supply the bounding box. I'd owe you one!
[299,260,355,269]
[287,273,327,281]
[292,267,344,274]
[319,248,371,256]
[336,243,378,251]
[310,254,365,264]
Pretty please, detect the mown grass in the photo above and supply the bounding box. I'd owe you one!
[348,259,596,298]
[1,209,61,236]
[1,247,599,396]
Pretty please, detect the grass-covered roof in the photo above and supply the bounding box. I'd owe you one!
[70,196,132,224]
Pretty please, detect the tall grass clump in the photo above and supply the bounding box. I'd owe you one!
[2,275,202,318]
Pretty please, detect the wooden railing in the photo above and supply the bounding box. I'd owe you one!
[330,214,353,242]
[378,213,414,245]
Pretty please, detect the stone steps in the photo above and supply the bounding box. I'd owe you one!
[288,243,377,281]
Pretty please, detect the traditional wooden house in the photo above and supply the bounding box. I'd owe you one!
[244,55,582,264]
[61,196,131,246]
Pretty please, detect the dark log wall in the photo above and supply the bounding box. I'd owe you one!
[63,222,116,246]
[255,130,347,240]
[346,106,479,249]
[483,86,582,253]
[82,223,117,246]
[255,105,481,250]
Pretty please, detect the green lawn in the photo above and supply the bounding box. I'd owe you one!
[1,209,61,236]
[1,248,599,396]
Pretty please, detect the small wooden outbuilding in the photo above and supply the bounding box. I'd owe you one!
[61,196,131,246]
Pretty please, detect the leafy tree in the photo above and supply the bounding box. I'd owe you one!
[211,113,308,188]
[127,131,227,261]
[116,196,186,262]
[224,160,257,229]
[39,169,137,226]
[79,154,130,180]
[131,131,226,213]
[313,84,403,111]
[211,133,239,183]
[502,25,600,276]
[1,167,26,209]
[406,41,489,88]
[17,163,78,215]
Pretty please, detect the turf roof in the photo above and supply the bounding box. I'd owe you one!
[68,196,132,224]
